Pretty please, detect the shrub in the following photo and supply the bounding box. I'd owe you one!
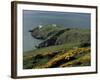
[37,47,90,68]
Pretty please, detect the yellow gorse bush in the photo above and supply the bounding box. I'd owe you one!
[37,47,90,68]
[60,53,90,67]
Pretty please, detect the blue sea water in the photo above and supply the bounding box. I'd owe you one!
[23,10,90,52]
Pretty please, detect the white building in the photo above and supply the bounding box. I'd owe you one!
[39,25,42,28]
[52,24,56,27]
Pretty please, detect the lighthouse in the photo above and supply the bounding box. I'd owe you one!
[52,24,56,27]
[39,25,42,29]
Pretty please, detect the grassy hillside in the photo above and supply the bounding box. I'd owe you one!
[24,25,91,69]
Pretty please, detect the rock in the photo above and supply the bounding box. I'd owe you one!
[37,28,67,48]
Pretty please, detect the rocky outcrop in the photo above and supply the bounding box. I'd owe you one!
[37,28,70,48]
[29,25,90,48]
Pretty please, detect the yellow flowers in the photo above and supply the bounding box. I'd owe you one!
[65,47,90,59]
[37,47,90,68]
[60,53,90,67]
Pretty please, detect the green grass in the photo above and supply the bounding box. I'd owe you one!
[56,28,90,45]
[60,53,90,67]
[23,26,91,69]
[23,43,81,69]
[34,47,90,68]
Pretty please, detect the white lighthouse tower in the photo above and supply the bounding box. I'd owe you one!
[52,24,56,27]
[39,25,42,29]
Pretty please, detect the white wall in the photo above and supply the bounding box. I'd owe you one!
[0,0,99,80]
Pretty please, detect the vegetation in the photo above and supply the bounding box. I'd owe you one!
[24,24,91,69]
[29,24,64,40]
[34,47,90,68]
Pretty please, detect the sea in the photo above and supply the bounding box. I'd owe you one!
[23,10,90,52]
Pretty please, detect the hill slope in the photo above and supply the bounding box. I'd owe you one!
[24,25,90,69]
